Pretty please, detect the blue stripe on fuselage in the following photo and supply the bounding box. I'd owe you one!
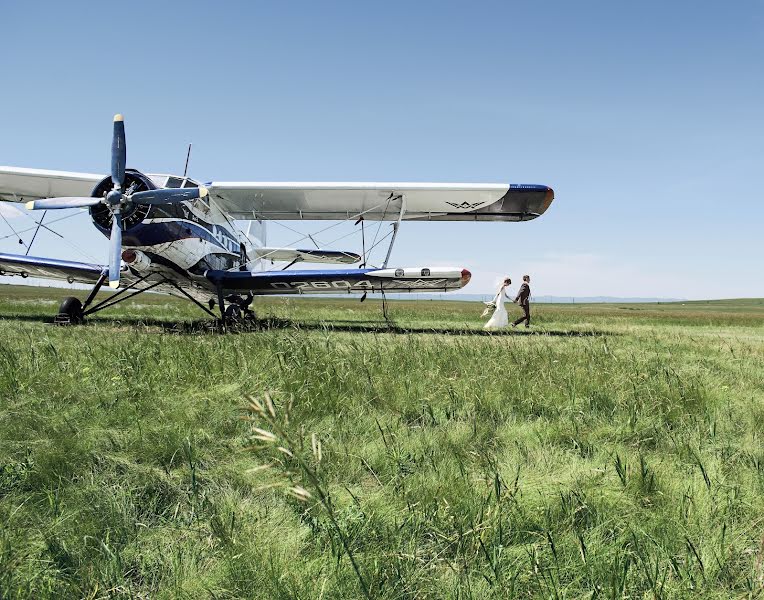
[122,220,236,253]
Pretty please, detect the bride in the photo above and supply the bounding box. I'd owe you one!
[484,277,512,330]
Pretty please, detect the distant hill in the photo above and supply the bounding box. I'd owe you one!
[3,281,762,306]
[382,293,687,303]
[531,296,686,304]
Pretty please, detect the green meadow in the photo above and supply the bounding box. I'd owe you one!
[0,285,762,598]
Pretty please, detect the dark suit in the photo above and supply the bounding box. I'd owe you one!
[513,282,531,326]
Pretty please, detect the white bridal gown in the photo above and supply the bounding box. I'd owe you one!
[484,288,509,330]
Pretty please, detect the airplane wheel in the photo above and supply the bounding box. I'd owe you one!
[58,296,84,325]
[224,304,242,323]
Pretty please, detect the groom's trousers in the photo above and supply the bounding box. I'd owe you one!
[513,303,530,327]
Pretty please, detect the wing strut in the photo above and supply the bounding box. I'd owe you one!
[382,194,406,269]
[355,216,366,267]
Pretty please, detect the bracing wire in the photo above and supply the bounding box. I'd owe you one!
[367,194,394,258]
[0,210,27,249]
[251,198,396,270]
[0,209,100,263]
[25,210,46,256]
[0,211,80,241]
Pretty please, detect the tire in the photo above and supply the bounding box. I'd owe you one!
[58,296,84,324]
[224,304,242,323]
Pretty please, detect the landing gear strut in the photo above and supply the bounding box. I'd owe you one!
[53,271,217,325]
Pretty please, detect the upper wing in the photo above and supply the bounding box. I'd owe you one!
[207,266,471,295]
[254,247,361,264]
[0,167,104,202]
[1,168,555,222]
[207,182,554,222]
[0,252,105,284]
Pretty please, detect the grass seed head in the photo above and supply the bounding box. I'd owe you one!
[246,463,273,474]
[251,427,278,443]
[247,395,266,416]
[264,391,277,418]
[288,486,312,502]
[311,433,323,462]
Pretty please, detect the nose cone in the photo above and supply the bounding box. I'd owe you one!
[460,268,472,286]
[106,189,123,205]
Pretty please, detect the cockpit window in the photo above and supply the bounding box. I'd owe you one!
[148,175,170,188]
[161,176,200,189]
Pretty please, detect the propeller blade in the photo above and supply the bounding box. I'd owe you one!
[25,197,101,210]
[108,212,122,288]
[130,186,208,205]
[111,114,126,189]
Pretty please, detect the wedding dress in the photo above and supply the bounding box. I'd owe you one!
[483,288,509,330]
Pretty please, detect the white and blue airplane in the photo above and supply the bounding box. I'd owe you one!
[0,115,554,323]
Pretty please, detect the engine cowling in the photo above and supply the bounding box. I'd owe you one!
[89,169,155,231]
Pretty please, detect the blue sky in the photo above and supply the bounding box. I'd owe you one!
[1,0,762,298]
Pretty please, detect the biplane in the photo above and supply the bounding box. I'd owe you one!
[0,115,554,324]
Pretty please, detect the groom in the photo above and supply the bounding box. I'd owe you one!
[512,274,532,328]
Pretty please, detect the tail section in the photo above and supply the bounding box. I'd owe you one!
[243,219,267,270]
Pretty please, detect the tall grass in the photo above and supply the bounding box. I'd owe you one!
[0,287,762,597]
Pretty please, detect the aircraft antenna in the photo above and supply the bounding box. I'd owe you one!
[183,143,192,179]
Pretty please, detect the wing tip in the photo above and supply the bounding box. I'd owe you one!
[540,186,555,215]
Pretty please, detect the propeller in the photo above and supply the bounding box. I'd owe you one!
[25,114,209,288]
[25,197,101,210]
[109,212,123,288]
[112,114,126,188]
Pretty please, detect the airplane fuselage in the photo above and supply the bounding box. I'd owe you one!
[94,199,242,274]
[88,170,250,301]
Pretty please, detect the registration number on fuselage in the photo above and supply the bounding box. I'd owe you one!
[270,280,375,290]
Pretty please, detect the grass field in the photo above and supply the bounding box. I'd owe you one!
[0,284,762,598]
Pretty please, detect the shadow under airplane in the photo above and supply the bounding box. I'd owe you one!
[0,313,611,337]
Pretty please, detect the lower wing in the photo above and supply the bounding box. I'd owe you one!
[0,252,105,284]
[207,267,471,295]
[0,252,198,301]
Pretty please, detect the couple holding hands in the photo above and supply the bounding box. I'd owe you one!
[483,275,532,330]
